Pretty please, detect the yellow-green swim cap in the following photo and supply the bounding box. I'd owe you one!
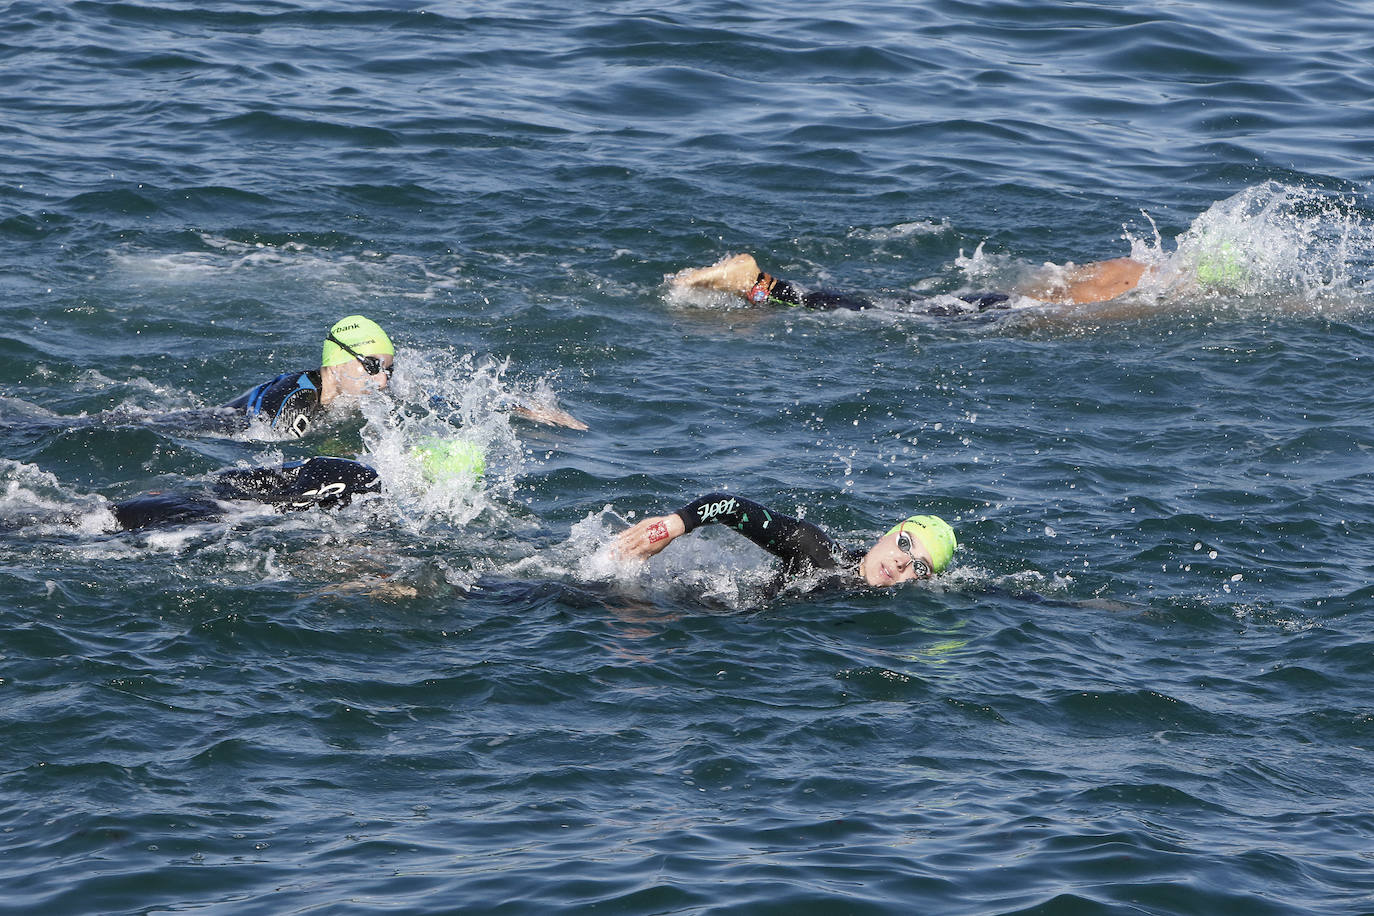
[1194,239,1249,289]
[322,315,394,368]
[411,437,486,484]
[886,514,957,574]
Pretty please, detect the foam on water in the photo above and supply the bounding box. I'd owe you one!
[848,219,954,242]
[107,233,474,306]
[1166,181,1374,303]
[0,459,115,535]
[355,348,548,531]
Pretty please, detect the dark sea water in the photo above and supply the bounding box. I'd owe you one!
[3,1,1374,913]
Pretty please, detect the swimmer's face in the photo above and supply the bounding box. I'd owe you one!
[330,353,393,396]
[859,524,934,587]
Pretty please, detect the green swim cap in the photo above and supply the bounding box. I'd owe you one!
[411,437,486,484]
[322,315,395,368]
[886,514,957,574]
[1194,239,1249,289]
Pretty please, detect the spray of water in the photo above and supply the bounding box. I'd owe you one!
[354,346,566,534]
[954,181,1372,316]
[1155,180,1373,304]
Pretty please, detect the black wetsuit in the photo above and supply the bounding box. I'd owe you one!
[223,369,323,438]
[746,272,1010,316]
[112,456,380,531]
[674,492,863,594]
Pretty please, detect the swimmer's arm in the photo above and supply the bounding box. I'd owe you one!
[670,253,803,304]
[669,253,762,296]
[614,492,823,566]
[427,394,588,430]
[614,512,687,560]
[670,253,869,310]
[511,403,588,430]
[1016,257,1148,305]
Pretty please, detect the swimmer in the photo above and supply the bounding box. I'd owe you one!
[110,438,486,531]
[225,314,586,437]
[225,315,397,438]
[111,455,382,530]
[614,492,956,594]
[670,252,1160,313]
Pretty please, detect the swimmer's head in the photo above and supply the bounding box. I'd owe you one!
[322,315,394,370]
[860,514,956,586]
[890,515,957,574]
[1192,237,1250,290]
[411,437,486,485]
[321,315,395,400]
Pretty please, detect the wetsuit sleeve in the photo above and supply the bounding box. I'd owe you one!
[674,492,844,575]
[748,272,1010,315]
[213,457,380,510]
[746,272,872,311]
[224,370,322,438]
[112,493,224,530]
[273,388,320,438]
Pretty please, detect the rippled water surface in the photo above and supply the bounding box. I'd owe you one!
[3,2,1374,914]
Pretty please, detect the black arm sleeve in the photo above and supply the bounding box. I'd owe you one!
[213,456,380,510]
[752,273,1013,315]
[224,370,322,438]
[113,458,380,531]
[746,272,872,311]
[112,493,224,530]
[673,493,852,577]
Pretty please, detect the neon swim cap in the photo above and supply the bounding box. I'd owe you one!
[1194,239,1249,289]
[886,514,957,574]
[322,315,395,368]
[411,437,486,484]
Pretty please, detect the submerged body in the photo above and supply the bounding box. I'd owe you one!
[112,456,381,530]
[672,253,1155,314]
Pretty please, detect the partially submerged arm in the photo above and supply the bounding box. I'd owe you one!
[615,492,845,576]
[512,403,588,430]
[670,253,871,311]
[1015,257,1149,305]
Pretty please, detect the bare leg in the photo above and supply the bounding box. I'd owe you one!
[1019,257,1148,305]
[669,253,761,297]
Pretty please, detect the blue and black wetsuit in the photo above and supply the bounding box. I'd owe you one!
[674,492,863,595]
[112,456,380,530]
[223,369,323,438]
[746,272,1010,316]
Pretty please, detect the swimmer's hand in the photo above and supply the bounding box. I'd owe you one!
[613,513,686,561]
[512,403,589,430]
[668,253,760,295]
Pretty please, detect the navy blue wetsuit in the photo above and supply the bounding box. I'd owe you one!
[674,492,863,595]
[223,369,323,438]
[112,456,380,530]
[746,272,1010,316]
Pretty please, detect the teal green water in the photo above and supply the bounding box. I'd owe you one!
[3,2,1374,914]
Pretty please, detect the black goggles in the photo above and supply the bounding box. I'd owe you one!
[896,526,932,579]
[327,332,391,377]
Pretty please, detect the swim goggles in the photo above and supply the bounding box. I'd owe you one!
[326,332,392,377]
[896,524,932,579]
